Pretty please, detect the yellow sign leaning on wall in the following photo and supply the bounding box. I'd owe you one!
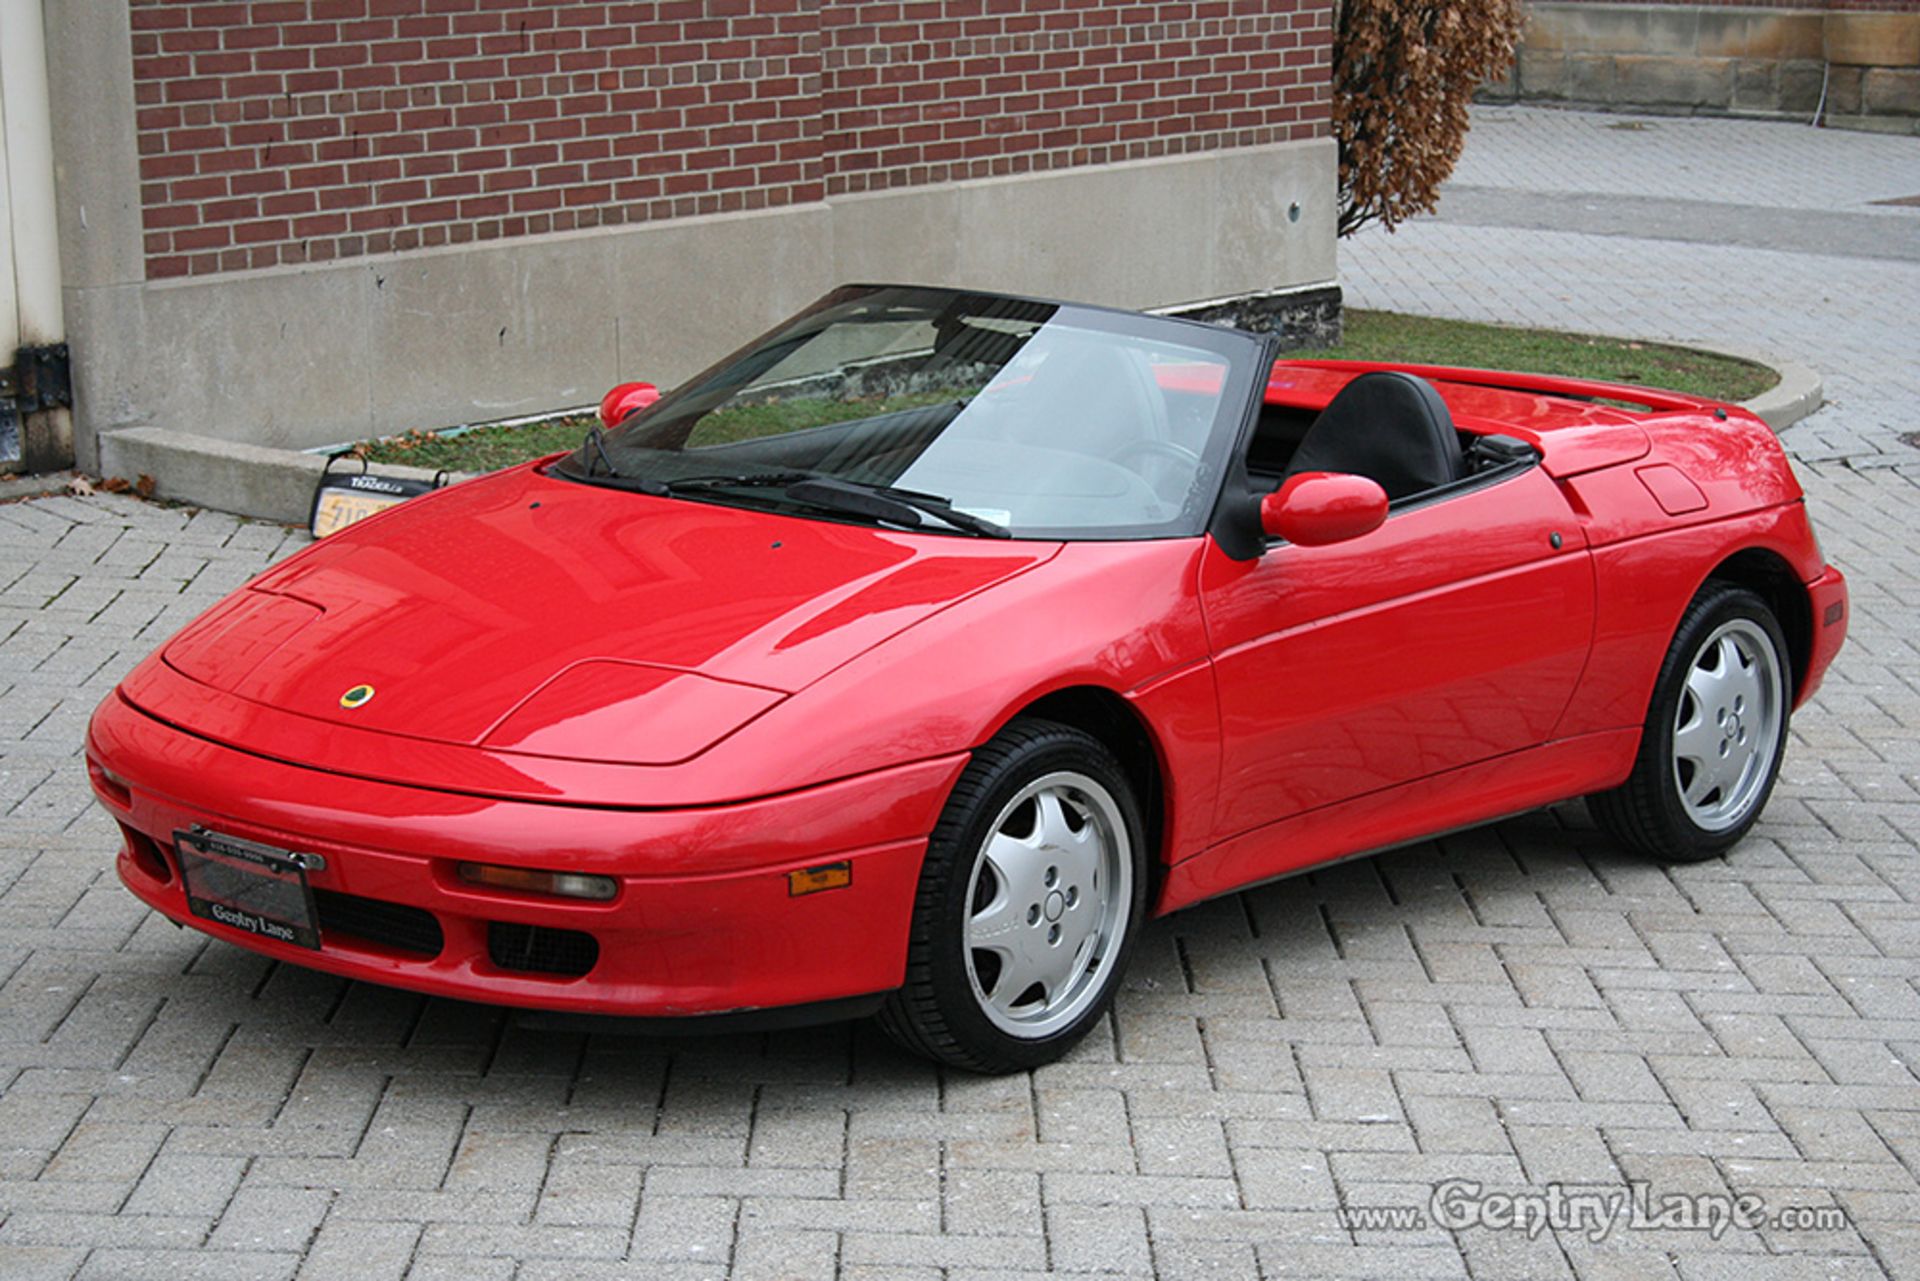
[309,456,449,539]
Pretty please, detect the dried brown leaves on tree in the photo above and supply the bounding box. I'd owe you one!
[1334,0,1525,237]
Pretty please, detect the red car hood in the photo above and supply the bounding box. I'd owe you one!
[154,465,1057,766]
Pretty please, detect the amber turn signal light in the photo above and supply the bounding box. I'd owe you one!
[456,862,617,902]
[87,758,133,809]
[787,861,852,897]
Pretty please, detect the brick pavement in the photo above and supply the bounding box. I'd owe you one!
[1341,104,1920,468]
[0,105,1915,1279]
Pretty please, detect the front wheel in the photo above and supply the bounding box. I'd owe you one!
[878,719,1146,1072]
[1590,583,1791,862]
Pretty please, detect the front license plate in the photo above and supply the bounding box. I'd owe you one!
[174,828,321,951]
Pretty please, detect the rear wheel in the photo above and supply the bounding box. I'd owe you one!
[1590,583,1790,862]
[878,719,1146,1073]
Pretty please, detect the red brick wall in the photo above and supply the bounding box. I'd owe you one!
[131,0,1334,281]
[820,1,1331,195]
[131,0,825,278]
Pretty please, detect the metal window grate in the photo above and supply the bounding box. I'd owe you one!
[313,889,444,957]
[487,922,598,978]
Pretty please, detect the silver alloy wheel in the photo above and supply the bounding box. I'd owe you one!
[962,770,1133,1038]
[1671,617,1784,832]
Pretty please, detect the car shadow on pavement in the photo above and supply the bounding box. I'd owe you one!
[1111,798,1739,1068]
[152,796,1751,1113]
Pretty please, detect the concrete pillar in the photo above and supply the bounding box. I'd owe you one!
[0,0,72,470]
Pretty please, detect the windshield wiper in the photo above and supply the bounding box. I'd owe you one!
[582,424,619,478]
[669,472,927,529]
[858,482,1011,538]
[786,478,1011,538]
[667,470,819,494]
[632,470,1010,538]
[567,427,675,494]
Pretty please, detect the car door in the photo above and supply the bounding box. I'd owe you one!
[1200,462,1595,845]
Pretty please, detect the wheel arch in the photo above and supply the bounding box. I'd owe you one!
[1706,547,1813,701]
[1001,685,1169,875]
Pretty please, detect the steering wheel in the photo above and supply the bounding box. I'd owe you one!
[1112,439,1201,472]
[1111,438,1202,507]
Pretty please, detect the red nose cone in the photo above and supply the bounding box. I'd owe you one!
[598,381,661,429]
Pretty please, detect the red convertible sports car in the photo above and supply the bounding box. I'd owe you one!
[87,285,1847,1071]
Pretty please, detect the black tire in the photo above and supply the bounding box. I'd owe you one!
[877,718,1148,1073]
[1590,583,1792,863]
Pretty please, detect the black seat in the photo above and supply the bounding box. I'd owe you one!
[1284,371,1463,502]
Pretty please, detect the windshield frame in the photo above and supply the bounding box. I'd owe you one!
[551,284,1274,542]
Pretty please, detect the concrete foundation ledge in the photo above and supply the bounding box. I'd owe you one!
[92,281,1347,526]
[97,426,471,526]
[93,342,1822,527]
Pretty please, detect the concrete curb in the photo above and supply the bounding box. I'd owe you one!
[1747,359,1824,433]
[89,346,1824,527]
[1678,341,1824,433]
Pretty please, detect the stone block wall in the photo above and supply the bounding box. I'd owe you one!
[1488,2,1920,131]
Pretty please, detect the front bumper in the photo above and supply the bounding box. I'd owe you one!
[1800,563,1848,708]
[87,692,963,1018]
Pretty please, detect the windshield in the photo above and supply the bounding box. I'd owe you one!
[552,285,1266,539]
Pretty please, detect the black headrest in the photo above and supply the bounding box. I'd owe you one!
[1286,371,1463,502]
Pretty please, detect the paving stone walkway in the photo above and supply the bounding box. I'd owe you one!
[0,105,1916,1280]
